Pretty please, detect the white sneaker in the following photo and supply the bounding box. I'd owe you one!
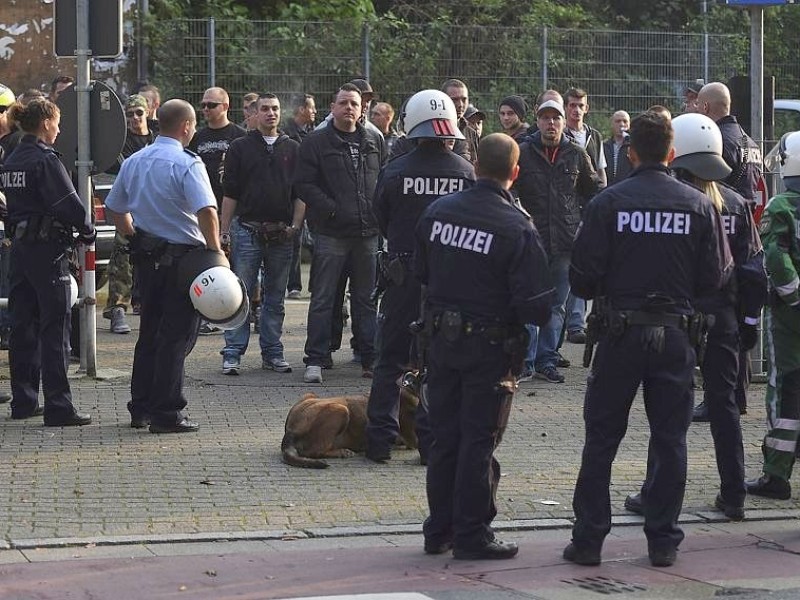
[222,355,240,375]
[110,307,131,334]
[286,289,302,300]
[303,365,323,383]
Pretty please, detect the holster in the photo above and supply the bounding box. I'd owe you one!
[129,231,195,269]
[583,296,609,368]
[493,387,514,447]
[10,215,72,245]
[688,312,716,365]
[372,250,389,303]
[385,254,409,286]
[439,310,463,342]
[502,326,530,377]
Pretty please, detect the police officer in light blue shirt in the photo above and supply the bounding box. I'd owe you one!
[106,99,222,434]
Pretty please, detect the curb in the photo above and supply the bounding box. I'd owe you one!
[6,509,800,551]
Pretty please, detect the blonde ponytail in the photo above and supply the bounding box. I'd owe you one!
[694,178,724,213]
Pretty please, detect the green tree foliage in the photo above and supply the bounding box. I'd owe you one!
[277,0,376,21]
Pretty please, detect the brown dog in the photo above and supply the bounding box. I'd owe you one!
[281,388,419,469]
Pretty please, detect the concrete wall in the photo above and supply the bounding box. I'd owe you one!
[1,0,134,98]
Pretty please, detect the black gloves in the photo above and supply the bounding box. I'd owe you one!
[76,227,96,245]
[739,322,759,351]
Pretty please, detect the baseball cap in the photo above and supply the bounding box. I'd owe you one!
[349,78,375,98]
[536,99,565,118]
[125,94,149,111]
[464,104,486,122]
[684,79,705,94]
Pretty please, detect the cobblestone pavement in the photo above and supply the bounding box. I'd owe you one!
[0,294,795,545]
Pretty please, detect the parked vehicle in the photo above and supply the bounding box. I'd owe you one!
[92,173,117,290]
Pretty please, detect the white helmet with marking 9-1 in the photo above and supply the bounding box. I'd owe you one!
[404,89,465,141]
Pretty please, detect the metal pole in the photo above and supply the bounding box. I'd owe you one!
[751,5,766,379]
[362,22,371,81]
[209,17,216,87]
[137,0,150,83]
[750,7,764,147]
[702,0,709,83]
[76,0,97,376]
[542,27,548,91]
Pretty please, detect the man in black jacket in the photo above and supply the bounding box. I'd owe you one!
[513,100,598,383]
[219,93,303,376]
[295,83,387,383]
[696,81,765,416]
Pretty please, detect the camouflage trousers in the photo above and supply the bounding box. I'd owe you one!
[102,232,133,319]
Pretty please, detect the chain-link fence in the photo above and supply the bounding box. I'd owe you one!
[148,18,800,135]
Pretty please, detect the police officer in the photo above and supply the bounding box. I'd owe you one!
[624,113,767,522]
[564,112,729,568]
[416,133,553,560]
[697,81,764,416]
[105,99,223,433]
[0,97,94,425]
[365,89,476,464]
[745,131,800,500]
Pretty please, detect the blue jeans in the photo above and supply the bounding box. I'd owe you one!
[566,292,586,333]
[304,233,378,368]
[524,323,538,374]
[222,218,292,361]
[534,253,571,371]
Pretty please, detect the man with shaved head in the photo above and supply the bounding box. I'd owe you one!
[188,86,246,334]
[415,132,553,560]
[697,82,763,205]
[189,87,246,212]
[695,81,764,421]
[106,98,223,434]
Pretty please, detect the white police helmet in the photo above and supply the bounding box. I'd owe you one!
[779,131,800,178]
[0,84,14,108]
[69,274,79,307]
[404,89,465,141]
[670,113,732,181]
[178,248,249,331]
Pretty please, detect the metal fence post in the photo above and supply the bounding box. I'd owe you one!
[209,17,216,87]
[542,26,548,91]
[362,21,371,80]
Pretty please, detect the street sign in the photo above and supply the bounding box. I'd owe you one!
[54,81,126,174]
[54,0,123,58]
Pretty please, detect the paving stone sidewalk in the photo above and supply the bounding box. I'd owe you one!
[0,296,794,546]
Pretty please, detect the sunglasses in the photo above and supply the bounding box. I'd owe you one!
[126,109,145,117]
[200,101,221,109]
[0,106,8,114]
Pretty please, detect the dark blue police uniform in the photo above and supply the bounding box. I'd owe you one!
[0,134,94,422]
[717,115,764,414]
[415,179,553,553]
[569,163,729,556]
[718,115,763,204]
[694,183,767,509]
[366,143,475,462]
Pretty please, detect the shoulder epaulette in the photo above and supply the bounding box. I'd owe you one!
[184,148,199,158]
